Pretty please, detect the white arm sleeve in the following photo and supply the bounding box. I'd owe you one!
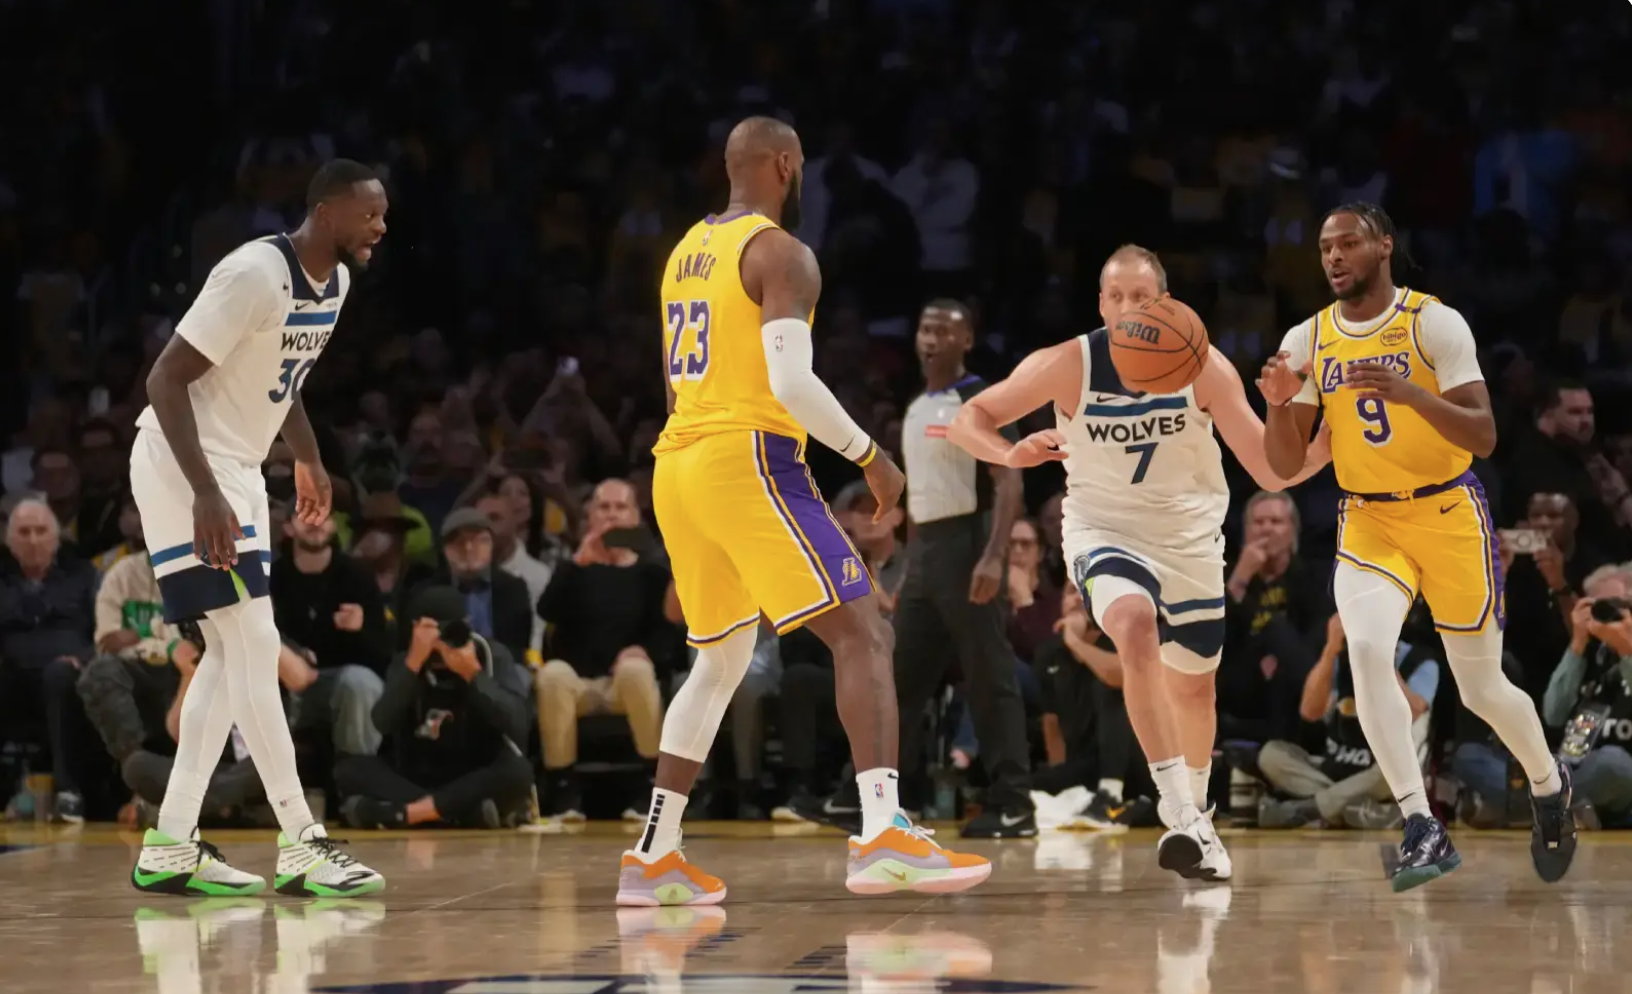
[1416,302,1484,391]
[1277,318,1321,405]
[175,246,282,366]
[762,318,875,462]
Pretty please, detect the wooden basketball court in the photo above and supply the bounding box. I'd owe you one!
[2,821,1627,993]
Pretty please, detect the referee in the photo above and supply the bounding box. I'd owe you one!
[895,299,1034,838]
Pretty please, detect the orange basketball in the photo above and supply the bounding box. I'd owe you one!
[1108,296,1210,394]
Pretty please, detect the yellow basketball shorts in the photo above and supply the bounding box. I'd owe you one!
[653,430,873,647]
[1335,471,1504,634]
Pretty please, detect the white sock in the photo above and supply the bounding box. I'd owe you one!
[209,600,316,838]
[1096,778,1124,803]
[1150,758,1197,822]
[156,622,236,841]
[1333,566,1432,820]
[1443,627,1562,797]
[857,767,900,840]
[1188,764,1212,812]
[635,788,688,857]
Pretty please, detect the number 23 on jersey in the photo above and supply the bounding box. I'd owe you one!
[666,300,712,385]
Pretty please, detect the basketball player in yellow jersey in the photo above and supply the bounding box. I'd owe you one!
[1258,202,1576,892]
[615,116,991,907]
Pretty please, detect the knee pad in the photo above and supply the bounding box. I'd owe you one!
[660,626,756,762]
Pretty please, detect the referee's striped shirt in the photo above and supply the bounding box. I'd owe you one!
[902,374,1016,525]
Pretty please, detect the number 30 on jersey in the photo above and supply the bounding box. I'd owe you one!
[666,299,712,385]
[269,358,316,403]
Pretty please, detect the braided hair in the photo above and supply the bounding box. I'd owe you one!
[1322,201,1418,281]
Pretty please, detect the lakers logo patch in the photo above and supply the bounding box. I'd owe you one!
[841,557,865,586]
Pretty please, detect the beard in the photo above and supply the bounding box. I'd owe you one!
[1332,264,1380,301]
[781,174,803,231]
[337,243,368,271]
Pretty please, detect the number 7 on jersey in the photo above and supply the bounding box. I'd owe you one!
[666,300,712,384]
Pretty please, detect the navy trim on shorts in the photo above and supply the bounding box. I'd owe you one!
[150,525,259,568]
[157,551,271,623]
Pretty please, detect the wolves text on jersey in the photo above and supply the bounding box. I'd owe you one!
[281,329,334,352]
[1319,352,1412,394]
[1081,412,1187,445]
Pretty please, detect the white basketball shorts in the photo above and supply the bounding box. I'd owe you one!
[1065,526,1226,674]
[129,428,273,622]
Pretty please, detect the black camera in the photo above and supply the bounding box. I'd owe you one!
[1591,598,1630,623]
[438,618,472,649]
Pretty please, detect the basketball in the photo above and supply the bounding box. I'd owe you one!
[1108,296,1210,394]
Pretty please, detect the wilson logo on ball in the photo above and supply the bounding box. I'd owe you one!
[1117,320,1162,344]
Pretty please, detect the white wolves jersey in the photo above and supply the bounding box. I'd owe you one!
[136,234,349,465]
[1056,328,1229,554]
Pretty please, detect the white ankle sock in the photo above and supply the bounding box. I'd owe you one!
[1097,778,1124,803]
[1150,758,1197,822]
[636,788,687,857]
[1188,764,1212,811]
[857,768,900,840]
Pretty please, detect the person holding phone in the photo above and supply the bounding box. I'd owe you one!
[1500,493,1613,701]
[1540,565,1632,827]
[535,479,674,820]
[335,585,534,829]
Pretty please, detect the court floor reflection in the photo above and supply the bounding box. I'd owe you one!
[1,823,1629,993]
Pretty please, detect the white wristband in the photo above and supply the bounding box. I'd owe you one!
[762,317,874,462]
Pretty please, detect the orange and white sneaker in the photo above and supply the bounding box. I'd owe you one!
[615,849,727,907]
[845,814,992,895]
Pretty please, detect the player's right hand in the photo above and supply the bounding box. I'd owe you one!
[1003,429,1069,468]
[862,451,906,523]
[1256,351,1310,407]
[192,489,243,569]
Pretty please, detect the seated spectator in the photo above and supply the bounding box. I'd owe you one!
[1257,607,1440,829]
[1006,516,1060,665]
[347,492,436,627]
[1220,491,1327,746]
[672,618,781,820]
[336,586,533,829]
[72,418,128,558]
[28,446,84,558]
[475,490,551,661]
[0,498,99,821]
[1502,492,1609,700]
[270,512,391,759]
[1541,565,1632,827]
[535,479,672,819]
[1503,381,1628,556]
[404,508,534,663]
[91,492,145,574]
[77,550,262,821]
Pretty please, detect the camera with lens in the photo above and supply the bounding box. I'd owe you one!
[438,618,472,650]
[1591,597,1630,624]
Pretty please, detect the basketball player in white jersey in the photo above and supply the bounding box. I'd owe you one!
[128,160,387,897]
[947,246,1330,881]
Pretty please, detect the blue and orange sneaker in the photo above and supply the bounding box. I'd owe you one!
[616,849,727,907]
[845,814,992,895]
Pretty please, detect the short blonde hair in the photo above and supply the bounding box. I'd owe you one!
[1241,490,1299,553]
[1100,244,1169,294]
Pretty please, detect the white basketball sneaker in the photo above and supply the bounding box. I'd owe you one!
[1156,806,1232,882]
[274,824,385,897]
[131,829,266,896]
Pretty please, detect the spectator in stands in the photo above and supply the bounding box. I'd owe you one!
[405,507,534,663]
[398,410,463,535]
[90,492,144,573]
[1257,606,1441,829]
[72,418,126,557]
[1541,565,1632,828]
[337,585,533,829]
[28,446,82,556]
[1007,516,1061,666]
[348,491,436,625]
[1503,382,1628,555]
[0,498,99,821]
[535,478,671,819]
[892,120,979,298]
[1220,491,1327,744]
[270,511,390,758]
[77,549,263,822]
[1503,492,1609,699]
[475,490,550,660]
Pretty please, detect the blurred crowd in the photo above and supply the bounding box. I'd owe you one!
[3,0,1632,832]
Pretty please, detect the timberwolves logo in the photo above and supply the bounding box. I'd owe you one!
[841,557,865,586]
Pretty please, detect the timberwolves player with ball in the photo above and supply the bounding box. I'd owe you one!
[128,161,387,897]
[947,245,1329,881]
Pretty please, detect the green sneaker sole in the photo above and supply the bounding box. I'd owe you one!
[132,869,266,897]
[274,873,386,898]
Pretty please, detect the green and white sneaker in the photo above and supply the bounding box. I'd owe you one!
[275,823,385,897]
[131,829,266,897]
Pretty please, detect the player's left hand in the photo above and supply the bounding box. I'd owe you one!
[969,552,1004,604]
[294,460,332,525]
[1345,362,1424,405]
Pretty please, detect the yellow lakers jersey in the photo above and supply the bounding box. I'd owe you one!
[652,212,806,457]
[1311,287,1472,494]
